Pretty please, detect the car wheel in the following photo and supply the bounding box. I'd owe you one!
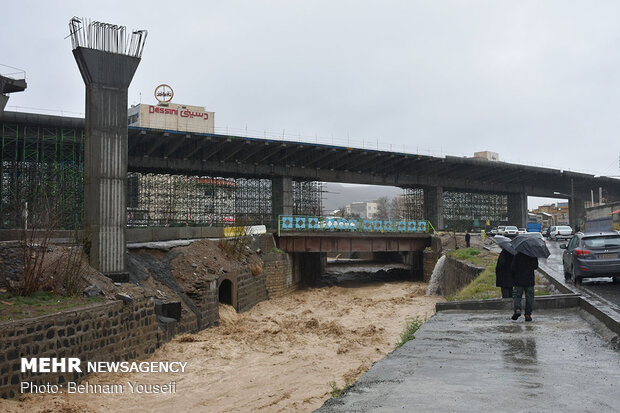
[571,266,581,285]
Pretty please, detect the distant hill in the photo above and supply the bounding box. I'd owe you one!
[321,183,403,214]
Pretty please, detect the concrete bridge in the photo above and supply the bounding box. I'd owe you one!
[275,215,438,284]
[2,110,620,278]
[3,111,620,232]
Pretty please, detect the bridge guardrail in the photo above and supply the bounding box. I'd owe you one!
[278,215,435,236]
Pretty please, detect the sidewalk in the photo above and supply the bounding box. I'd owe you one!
[317,307,620,412]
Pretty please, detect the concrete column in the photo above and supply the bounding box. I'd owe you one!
[0,94,8,111]
[569,196,586,231]
[507,192,528,228]
[424,186,444,231]
[272,176,293,228]
[73,48,141,281]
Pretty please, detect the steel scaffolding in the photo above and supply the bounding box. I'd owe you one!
[0,123,83,229]
[402,188,425,220]
[124,174,323,228]
[443,190,508,231]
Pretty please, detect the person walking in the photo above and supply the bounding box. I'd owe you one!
[510,251,538,322]
[495,247,514,298]
[465,230,471,248]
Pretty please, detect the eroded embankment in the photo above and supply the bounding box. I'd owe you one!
[1,280,442,413]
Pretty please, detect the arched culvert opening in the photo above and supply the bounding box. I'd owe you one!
[219,279,233,305]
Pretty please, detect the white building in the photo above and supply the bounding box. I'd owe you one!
[346,201,378,219]
[128,102,215,134]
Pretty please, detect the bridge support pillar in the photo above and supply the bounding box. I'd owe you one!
[424,186,444,231]
[569,196,586,231]
[507,193,527,228]
[272,176,293,227]
[72,47,141,281]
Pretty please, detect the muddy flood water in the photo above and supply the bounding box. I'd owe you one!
[2,263,443,413]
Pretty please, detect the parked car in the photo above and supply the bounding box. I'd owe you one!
[497,226,506,236]
[560,232,620,284]
[521,231,545,240]
[490,227,498,235]
[550,225,573,240]
[518,228,527,234]
[504,226,519,238]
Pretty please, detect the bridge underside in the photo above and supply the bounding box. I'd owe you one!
[277,233,431,253]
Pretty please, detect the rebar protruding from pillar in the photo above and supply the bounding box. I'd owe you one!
[69,17,147,57]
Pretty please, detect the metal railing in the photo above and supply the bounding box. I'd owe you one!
[278,215,435,236]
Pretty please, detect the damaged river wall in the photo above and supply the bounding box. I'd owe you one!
[0,234,295,399]
[426,256,485,296]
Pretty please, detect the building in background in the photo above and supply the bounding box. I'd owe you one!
[345,201,378,219]
[530,202,569,226]
[584,202,620,232]
[128,102,214,133]
[473,151,499,161]
[128,85,214,133]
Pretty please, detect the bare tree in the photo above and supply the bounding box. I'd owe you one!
[389,196,405,219]
[375,197,390,219]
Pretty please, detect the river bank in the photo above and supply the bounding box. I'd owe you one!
[1,279,442,412]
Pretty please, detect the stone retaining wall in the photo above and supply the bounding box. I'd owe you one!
[237,271,268,313]
[0,298,158,399]
[423,251,440,282]
[440,256,485,296]
[264,252,298,298]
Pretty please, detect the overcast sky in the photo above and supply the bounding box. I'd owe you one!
[2,1,619,208]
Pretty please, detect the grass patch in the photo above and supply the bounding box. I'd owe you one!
[450,247,480,260]
[0,291,103,321]
[269,247,285,254]
[328,380,353,398]
[445,258,552,301]
[395,316,425,349]
[446,248,496,268]
[446,265,500,301]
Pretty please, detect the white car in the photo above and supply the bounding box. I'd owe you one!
[550,225,573,240]
[497,226,506,235]
[504,226,519,237]
[521,231,545,241]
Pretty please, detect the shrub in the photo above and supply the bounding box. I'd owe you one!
[328,380,353,398]
[395,316,425,349]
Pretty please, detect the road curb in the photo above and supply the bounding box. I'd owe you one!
[537,265,620,336]
[436,294,581,312]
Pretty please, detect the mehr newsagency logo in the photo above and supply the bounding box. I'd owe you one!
[19,357,186,395]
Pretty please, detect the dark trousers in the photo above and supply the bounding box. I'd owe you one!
[513,286,534,315]
[501,287,513,299]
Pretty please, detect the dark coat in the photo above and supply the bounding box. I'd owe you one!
[495,249,514,287]
[510,252,538,287]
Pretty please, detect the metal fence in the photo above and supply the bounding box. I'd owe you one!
[278,215,434,236]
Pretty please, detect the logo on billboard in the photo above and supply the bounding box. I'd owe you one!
[154,84,174,103]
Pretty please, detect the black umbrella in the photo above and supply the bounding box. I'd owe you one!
[491,235,517,255]
[510,235,550,258]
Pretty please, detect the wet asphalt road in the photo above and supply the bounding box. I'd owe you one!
[317,309,620,413]
[542,239,620,309]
